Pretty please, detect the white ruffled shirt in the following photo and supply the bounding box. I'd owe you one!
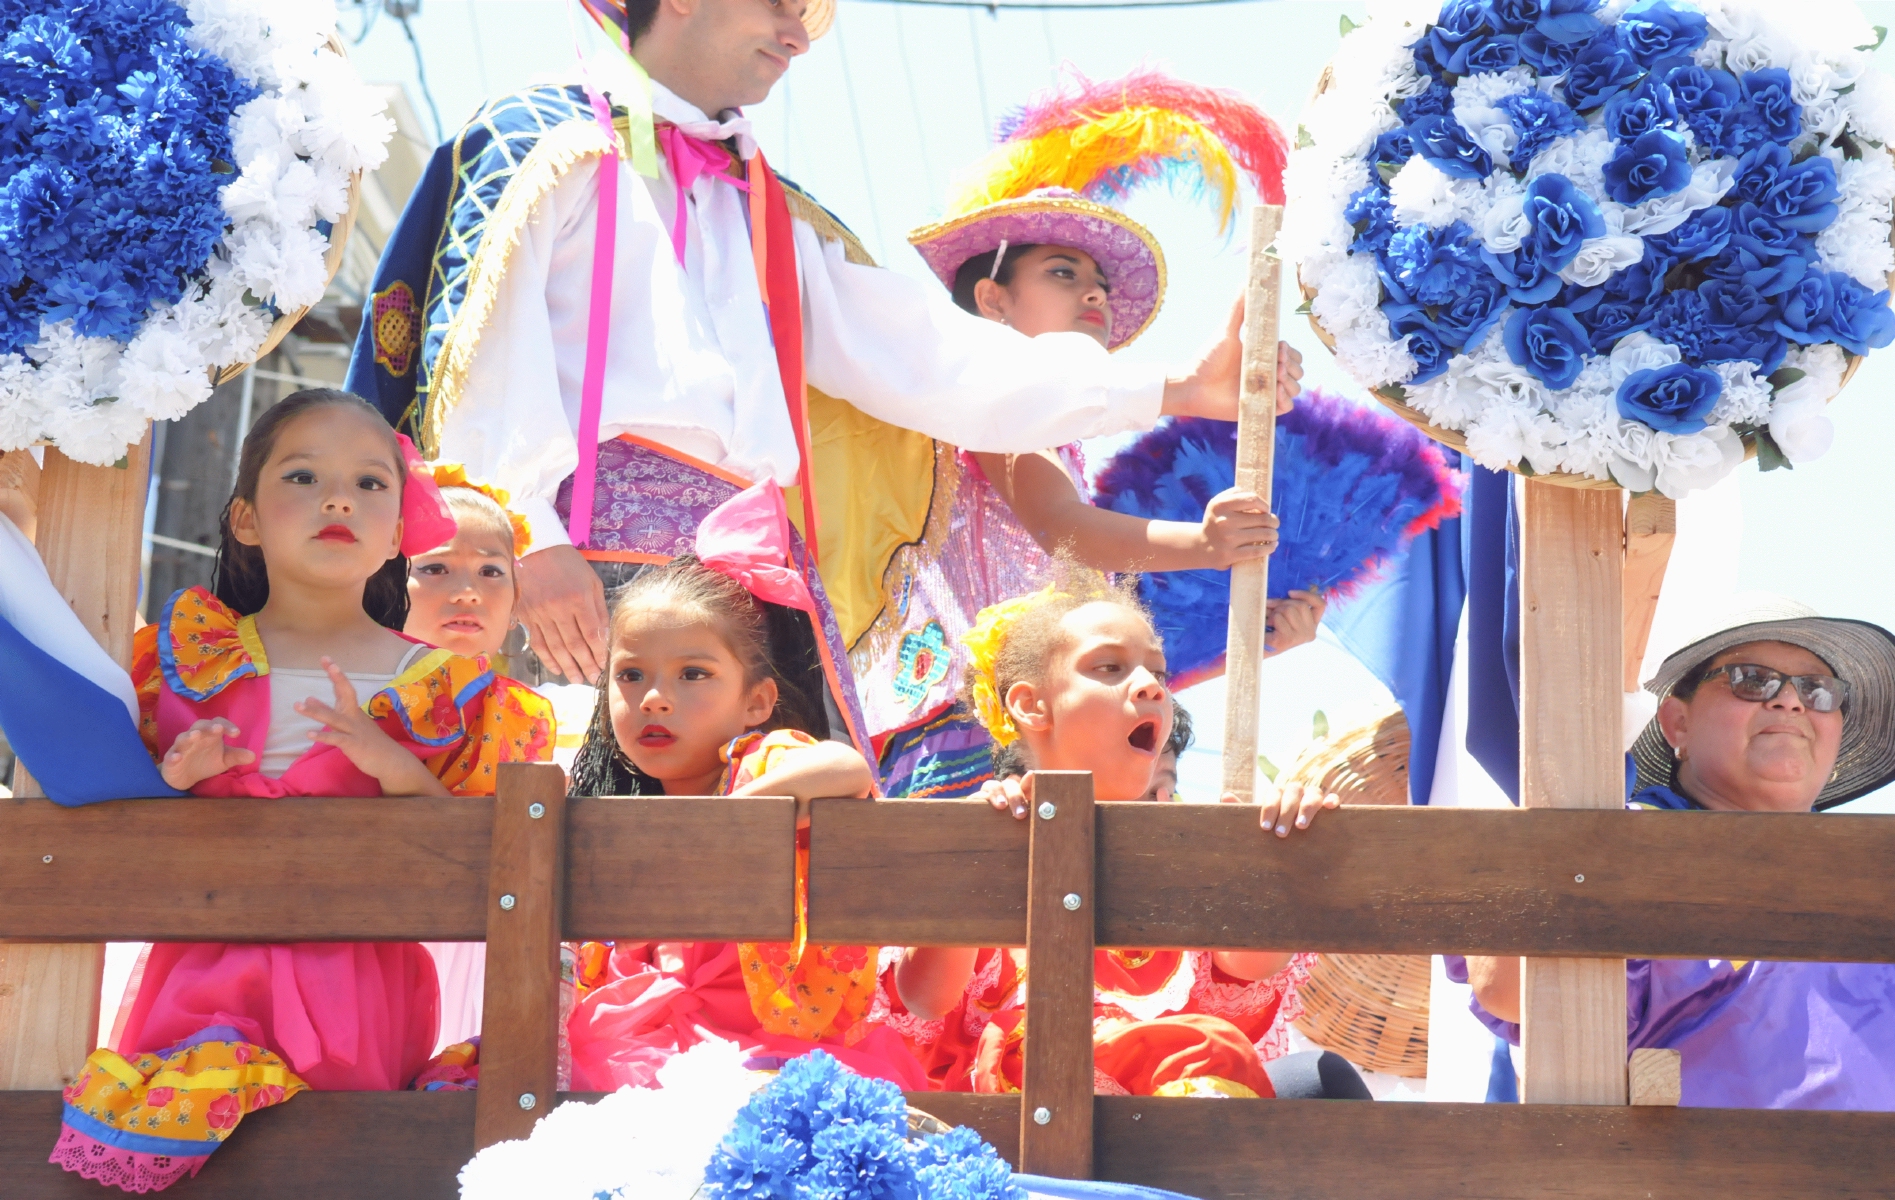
[437,73,1167,553]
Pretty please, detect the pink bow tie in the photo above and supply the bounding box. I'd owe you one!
[656,123,750,265]
[694,479,814,613]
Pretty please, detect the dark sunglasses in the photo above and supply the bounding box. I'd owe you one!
[1696,663,1850,714]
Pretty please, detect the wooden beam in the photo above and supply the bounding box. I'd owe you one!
[1622,493,1677,692]
[0,437,151,1090]
[1017,772,1094,1178]
[14,1091,1889,1199]
[1220,204,1284,804]
[1519,482,1627,1105]
[807,802,1895,962]
[1629,1048,1682,1106]
[474,764,566,1149]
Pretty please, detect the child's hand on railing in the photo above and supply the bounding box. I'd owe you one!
[160,718,257,790]
[974,775,1031,820]
[298,658,450,797]
[1226,778,1340,838]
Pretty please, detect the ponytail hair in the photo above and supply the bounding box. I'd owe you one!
[568,555,831,796]
[212,388,410,629]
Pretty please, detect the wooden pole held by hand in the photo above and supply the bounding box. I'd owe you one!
[1220,204,1285,804]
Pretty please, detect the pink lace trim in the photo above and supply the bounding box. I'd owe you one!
[50,1126,207,1194]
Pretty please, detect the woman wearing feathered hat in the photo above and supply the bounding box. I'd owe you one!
[1467,596,1895,1108]
[856,68,1323,803]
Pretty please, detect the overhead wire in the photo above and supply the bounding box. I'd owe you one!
[893,8,938,200]
[832,21,889,261]
[394,7,445,144]
[966,10,993,139]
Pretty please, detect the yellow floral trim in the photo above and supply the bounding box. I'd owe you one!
[960,587,1059,748]
[430,462,532,558]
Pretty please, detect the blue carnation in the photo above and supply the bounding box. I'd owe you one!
[1410,112,1493,179]
[1819,272,1895,355]
[1740,68,1802,146]
[1399,83,1456,122]
[1371,125,1418,171]
[1504,305,1591,388]
[41,259,142,341]
[1345,187,1398,255]
[914,1129,1023,1200]
[704,1122,811,1197]
[806,1122,920,1200]
[1601,129,1692,204]
[1564,32,1644,110]
[1617,363,1722,434]
[1646,206,1732,262]
[1499,91,1583,171]
[1603,75,1679,143]
[1615,0,1709,67]
[1381,220,1486,307]
[1521,172,1605,272]
[1774,271,1835,345]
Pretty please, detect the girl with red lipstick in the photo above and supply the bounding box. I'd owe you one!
[108,391,553,1114]
[404,466,531,662]
[562,481,928,1092]
[875,574,1367,1101]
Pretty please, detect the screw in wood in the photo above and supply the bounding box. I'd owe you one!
[499,894,517,911]
[41,855,52,864]
[1062,893,1082,911]
[1033,1106,1052,1125]
[1575,874,1585,883]
[528,802,546,819]
[518,1092,537,1111]
[1037,801,1056,820]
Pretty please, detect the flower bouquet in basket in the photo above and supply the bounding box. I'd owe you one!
[1282,0,1895,496]
[0,0,391,465]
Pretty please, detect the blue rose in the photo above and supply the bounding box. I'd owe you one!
[1819,272,1895,355]
[1519,28,1583,73]
[1615,0,1709,67]
[1694,278,1787,370]
[1522,172,1606,271]
[1603,75,1679,143]
[1371,125,1418,171]
[1647,206,1732,262]
[1573,255,1670,350]
[1504,305,1591,388]
[1666,64,1758,157]
[1345,187,1398,254]
[1774,271,1835,344]
[1467,34,1524,73]
[1400,83,1456,122]
[1381,220,1487,307]
[1426,0,1506,76]
[1617,363,1723,434]
[1481,244,1566,304]
[1601,129,1692,204]
[1537,0,1606,42]
[1716,202,1815,295]
[1740,68,1802,146]
[1410,112,1494,179]
[1731,142,1791,205]
[1499,91,1583,172]
[1388,307,1454,383]
[1434,272,1513,349]
[1564,32,1645,110]
[1752,154,1839,234]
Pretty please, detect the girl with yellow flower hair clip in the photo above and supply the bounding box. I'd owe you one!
[403,464,531,661]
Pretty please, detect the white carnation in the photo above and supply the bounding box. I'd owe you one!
[1706,360,1774,426]
[1388,157,1460,227]
[1843,68,1895,145]
[228,95,306,168]
[1768,394,1836,462]
[1608,333,1684,386]
[226,223,332,311]
[1777,342,1849,406]
[1463,401,1566,475]
[1816,209,1895,288]
[1836,153,1895,216]
[44,396,151,468]
[1453,67,1536,111]
[0,354,56,449]
[1650,426,1746,497]
[116,320,213,422]
[295,51,395,175]
[1310,254,1387,333]
[1528,128,1614,207]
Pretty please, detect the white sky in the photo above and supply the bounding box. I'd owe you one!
[346,0,1895,810]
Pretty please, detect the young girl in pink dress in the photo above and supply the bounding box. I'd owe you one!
[109,389,553,1074]
[563,481,928,1092]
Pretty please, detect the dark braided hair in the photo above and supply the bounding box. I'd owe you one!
[568,555,832,796]
[212,388,410,629]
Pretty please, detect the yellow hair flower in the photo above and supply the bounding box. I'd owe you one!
[431,462,532,558]
[960,588,1059,748]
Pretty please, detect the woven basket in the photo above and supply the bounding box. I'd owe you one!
[210,32,363,386]
[1299,60,1893,490]
[1283,707,1432,1078]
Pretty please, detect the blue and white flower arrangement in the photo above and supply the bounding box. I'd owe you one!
[1283,0,1895,496]
[457,1042,1023,1200]
[0,0,392,465]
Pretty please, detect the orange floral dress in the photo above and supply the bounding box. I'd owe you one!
[567,729,927,1091]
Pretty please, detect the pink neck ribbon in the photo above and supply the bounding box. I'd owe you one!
[396,433,458,557]
[657,123,751,266]
[693,479,815,613]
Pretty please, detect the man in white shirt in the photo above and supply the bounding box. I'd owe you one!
[348,0,1300,687]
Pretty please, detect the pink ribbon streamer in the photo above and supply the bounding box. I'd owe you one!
[568,83,622,549]
[396,433,458,557]
[693,479,815,613]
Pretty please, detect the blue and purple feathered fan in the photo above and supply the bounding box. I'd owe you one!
[1092,388,1465,689]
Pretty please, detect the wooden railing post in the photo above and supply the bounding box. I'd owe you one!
[474,763,567,1149]
[1019,771,1095,1178]
[0,436,150,1090]
[1518,482,1627,1104]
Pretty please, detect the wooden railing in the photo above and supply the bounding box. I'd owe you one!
[3,764,1892,1198]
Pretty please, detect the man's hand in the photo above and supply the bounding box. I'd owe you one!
[1196,488,1278,569]
[298,659,448,796]
[1161,295,1305,420]
[160,719,255,790]
[516,543,609,684]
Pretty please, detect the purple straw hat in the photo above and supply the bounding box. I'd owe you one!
[907,189,1167,351]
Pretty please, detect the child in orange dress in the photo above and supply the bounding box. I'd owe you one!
[878,576,1364,1099]
[563,481,928,1092]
